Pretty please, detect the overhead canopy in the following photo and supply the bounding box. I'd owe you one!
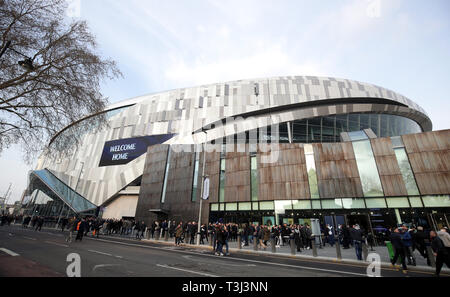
[28,169,97,214]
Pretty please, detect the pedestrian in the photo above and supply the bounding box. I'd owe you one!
[215,225,225,256]
[350,224,364,261]
[326,224,335,247]
[75,218,87,241]
[430,230,450,277]
[390,227,408,274]
[35,216,44,232]
[342,225,351,249]
[413,226,430,266]
[401,226,416,266]
[175,222,183,246]
[66,216,77,243]
[294,225,303,252]
[61,217,67,232]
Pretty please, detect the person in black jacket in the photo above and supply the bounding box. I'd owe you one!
[390,227,408,273]
[35,216,44,232]
[75,218,87,241]
[215,226,225,256]
[430,231,450,276]
[413,226,430,265]
[294,225,303,252]
[350,224,364,260]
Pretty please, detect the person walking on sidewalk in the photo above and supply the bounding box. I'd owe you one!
[430,230,450,277]
[294,225,303,252]
[215,225,226,256]
[402,226,416,266]
[390,227,408,274]
[175,222,183,246]
[75,218,87,242]
[350,224,364,261]
[66,216,77,243]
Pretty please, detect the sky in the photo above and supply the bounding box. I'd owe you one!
[1,0,449,204]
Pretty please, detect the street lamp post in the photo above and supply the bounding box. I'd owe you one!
[196,130,208,245]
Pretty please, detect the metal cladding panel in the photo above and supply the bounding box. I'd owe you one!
[42,76,432,206]
[314,142,364,198]
[402,130,450,195]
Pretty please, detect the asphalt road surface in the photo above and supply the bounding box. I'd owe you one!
[0,225,443,277]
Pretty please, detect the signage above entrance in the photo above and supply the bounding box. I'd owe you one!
[98,134,175,167]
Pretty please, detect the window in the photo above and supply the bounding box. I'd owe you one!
[352,140,384,197]
[321,199,343,209]
[292,200,311,210]
[422,196,450,207]
[191,152,200,202]
[304,144,320,199]
[250,155,258,201]
[394,148,420,196]
[160,146,171,203]
[259,201,274,210]
[386,197,410,208]
[365,198,387,208]
[342,198,366,209]
[218,158,226,202]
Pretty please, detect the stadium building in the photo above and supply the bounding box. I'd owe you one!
[24,76,450,233]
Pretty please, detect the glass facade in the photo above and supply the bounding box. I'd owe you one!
[160,146,171,203]
[242,113,421,144]
[218,158,226,203]
[394,147,420,195]
[191,152,200,202]
[352,139,384,197]
[304,144,320,198]
[250,155,258,201]
[30,169,96,213]
[210,196,449,211]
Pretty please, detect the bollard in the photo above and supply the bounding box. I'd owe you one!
[271,236,276,253]
[335,236,342,260]
[209,233,213,246]
[253,237,258,251]
[425,239,436,268]
[311,236,318,257]
[146,228,150,240]
[165,229,169,241]
[362,241,369,262]
[290,237,296,255]
[237,235,242,250]
[156,230,160,241]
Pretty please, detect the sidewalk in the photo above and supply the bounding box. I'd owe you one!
[139,234,450,275]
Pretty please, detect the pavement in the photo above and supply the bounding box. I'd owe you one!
[1,224,448,277]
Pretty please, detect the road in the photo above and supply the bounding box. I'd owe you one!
[0,225,442,277]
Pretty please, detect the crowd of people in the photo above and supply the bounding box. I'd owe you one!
[3,213,449,276]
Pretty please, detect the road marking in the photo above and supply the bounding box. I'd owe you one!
[44,241,69,248]
[182,255,256,267]
[23,236,37,241]
[0,247,19,256]
[89,238,368,277]
[88,249,113,257]
[92,264,122,271]
[88,249,124,259]
[156,264,219,277]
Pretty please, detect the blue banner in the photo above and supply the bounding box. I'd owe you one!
[98,134,175,167]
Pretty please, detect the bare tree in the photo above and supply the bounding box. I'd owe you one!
[0,0,121,163]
